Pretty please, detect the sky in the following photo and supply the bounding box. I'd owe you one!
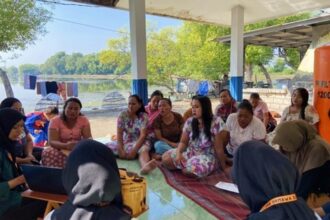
[1,1,182,67]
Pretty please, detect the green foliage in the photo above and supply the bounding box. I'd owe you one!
[176,22,230,80]
[40,51,67,74]
[40,52,116,75]
[283,48,301,69]
[5,66,18,81]
[271,58,286,72]
[18,64,40,77]
[244,12,311,71]
[147,28,178,90]
[0,0,50,53]
[99,31,131,75]
[245,45,273,65]
[245,13,310,31]
[11,11,313,92]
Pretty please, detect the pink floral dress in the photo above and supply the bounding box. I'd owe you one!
[168,116,226,178]
[107,111,150,154]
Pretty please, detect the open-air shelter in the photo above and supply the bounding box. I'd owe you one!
[72,0,330,103]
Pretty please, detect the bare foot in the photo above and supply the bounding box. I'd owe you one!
[140,159,157,175]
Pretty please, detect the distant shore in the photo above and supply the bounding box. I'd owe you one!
[38,74,131,80]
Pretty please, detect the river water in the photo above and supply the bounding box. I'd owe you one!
[0,79,168,114]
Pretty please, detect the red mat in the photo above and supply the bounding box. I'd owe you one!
[158,166,250,220]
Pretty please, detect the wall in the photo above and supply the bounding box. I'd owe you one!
[243,88,291,115]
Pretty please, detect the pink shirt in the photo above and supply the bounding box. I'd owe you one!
[253,101,269,121]
[145,104,160,130]
[49,115,90,143]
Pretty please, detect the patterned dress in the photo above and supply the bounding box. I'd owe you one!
[168,116,226,178]
[214,100,237,123]
[107,111,150,154]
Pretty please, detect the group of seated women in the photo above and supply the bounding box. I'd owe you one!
[0,85,329,219]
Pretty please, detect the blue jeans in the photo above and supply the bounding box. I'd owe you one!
[154,141,172,155]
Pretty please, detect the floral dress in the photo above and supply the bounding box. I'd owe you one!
[168,116,226,178]
[107,111,150,154]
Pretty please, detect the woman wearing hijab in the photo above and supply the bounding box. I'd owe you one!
[272,120,330,200]
[0,97,36,164]
[232,140,318,220]
[46,139,130,220]
[0,108,45,220]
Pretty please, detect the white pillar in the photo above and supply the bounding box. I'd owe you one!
[129,0,148,104]
[230,5,244,101]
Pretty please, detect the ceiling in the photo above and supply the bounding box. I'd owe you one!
[71,0,330,26]
[216,15,330,49]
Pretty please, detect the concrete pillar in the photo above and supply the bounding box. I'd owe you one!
[229,5,244,101]
[129,0,148,105]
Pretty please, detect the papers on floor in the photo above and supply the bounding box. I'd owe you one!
[215,181,239,193]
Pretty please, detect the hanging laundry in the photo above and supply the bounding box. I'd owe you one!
[24,74,37,90]
[67,82,78,97]
[198,80,209,96]
[45,81,58,94]
[57,82,67,100]
[36,81,47,96]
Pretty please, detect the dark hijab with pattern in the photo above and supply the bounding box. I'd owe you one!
[51,139,130,220]
[232,140,316,220]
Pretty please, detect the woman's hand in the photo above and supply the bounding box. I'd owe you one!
[24,154,37,164]
[174,150,184,165]
[66,141,78,150]
[8,175,26,189]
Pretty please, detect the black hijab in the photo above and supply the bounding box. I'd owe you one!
[52,139,130,220]
[0,108,26,158]
[232,140,316,220]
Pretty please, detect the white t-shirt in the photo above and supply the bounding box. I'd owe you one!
[280,104,319,125]
[225,113,266,155]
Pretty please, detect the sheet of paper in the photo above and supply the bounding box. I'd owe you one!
[215,181,239,193]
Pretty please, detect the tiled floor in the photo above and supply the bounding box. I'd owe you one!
[116,159,217,220]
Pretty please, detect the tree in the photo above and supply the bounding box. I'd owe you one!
[40,52,67,75]
[5,66,18,81]
[0,1,50,96]
[176,22,230,80]
[244,13,311,85]
[99,31,131,75]
[18,64,40,82]
[147,28,179,92]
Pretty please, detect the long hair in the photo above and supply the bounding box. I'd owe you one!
[129,94,146,116]
[291,88,309,120]
[60,98,83,122]
[150,90,164,100]
[191,96,213,141]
